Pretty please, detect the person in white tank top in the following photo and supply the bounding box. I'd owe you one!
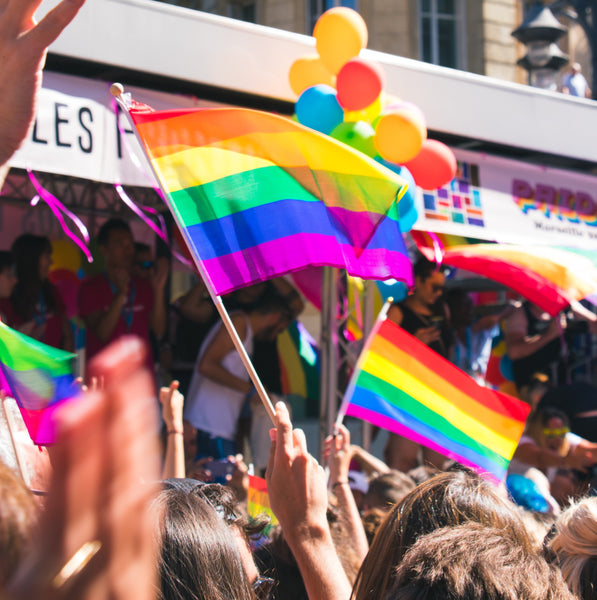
[184,296,292,460]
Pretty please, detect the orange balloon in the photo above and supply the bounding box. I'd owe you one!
[288,55,335,96]
[374,108,427,164]
[313,7,368,75]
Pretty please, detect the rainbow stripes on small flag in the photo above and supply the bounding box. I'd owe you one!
[342,317,530,482]
[128,103,413,294]
[247,474,278,535]
[0,322,79,445]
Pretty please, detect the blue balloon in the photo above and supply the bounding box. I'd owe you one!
[506,474,550,513]
[375,158,419,232]
[376,279,408,303]
[295,85,344,135]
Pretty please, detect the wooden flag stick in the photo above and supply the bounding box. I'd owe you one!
[110,83,276,423]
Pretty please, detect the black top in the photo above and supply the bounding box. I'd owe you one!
[511,302,564,389]
[397,302,448,358]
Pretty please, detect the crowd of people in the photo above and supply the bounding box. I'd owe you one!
[2,1,597,599]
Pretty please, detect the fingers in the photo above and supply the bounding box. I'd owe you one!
[0,0,41,37]
[22,0,86,53]
[87,336,146,383]
[274,401,293,460]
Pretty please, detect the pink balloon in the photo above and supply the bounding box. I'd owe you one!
[403,140,457,190]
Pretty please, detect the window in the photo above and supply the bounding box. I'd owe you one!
[419,0,466,70]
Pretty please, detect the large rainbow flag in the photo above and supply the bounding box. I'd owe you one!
[128,103,413,294]
[0,322,79,445]
[340,316,530,481]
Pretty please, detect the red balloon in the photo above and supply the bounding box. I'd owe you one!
[403,139,457,190]
[336,58,384,111]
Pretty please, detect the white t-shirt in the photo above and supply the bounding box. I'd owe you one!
[184,313,253,440]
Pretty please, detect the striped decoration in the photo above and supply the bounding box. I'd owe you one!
[342,317,530,482]
[278,320,320,402]
[0,322,79,445]
[247,474,278,536]
[439,243,597,317]
[129,104,413,294]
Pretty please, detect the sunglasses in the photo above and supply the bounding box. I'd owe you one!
[543,427,569,439]
[135,260,154,270]
[252,576,275,600]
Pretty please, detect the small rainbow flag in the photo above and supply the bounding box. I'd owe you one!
[247,474,278,535]
[340,316,530,482]
[128,103,413,294]
[278,320,320,403]
[0,322,80,445]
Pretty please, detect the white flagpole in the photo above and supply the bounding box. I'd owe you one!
[334,297,394,431]
[110,84,276,423]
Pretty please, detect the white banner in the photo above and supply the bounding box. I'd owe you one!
[414,148,597,249]
[9,71,225,187]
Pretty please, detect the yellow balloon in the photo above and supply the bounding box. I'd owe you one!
[374,109,427,164]
[288,55,335,96]
[313,7,368,75]
[344,95,382,123]
[51,239,82,273]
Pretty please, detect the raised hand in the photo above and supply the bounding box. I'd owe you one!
[0,0,86,166]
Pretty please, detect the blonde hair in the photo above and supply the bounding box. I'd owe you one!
[549,497,597,599]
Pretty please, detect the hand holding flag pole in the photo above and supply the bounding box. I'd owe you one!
[336,298,530,482]
[110,83,277,423]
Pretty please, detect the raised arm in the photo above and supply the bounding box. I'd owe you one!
[0,0,86,168]
[324,424,369,563]
[267,402,352,600]
[504,306,564,361]
[160,380,186,479]
[197,314,253,396]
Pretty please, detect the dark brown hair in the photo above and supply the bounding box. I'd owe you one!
[0,462,38,585]
[152,482,254,600]
[352,470,533,600]
[386,522,574,600]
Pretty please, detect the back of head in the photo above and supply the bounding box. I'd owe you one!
[549,497,597,600]
[11,234,51,282]
[152,483,253,600]
[413,255,438,282]
[0,250,14,274]
[385,522,574,600]
[97,218,131,247]
[0,461,38,586]
[364,470,415,511]
[352,470,532,600]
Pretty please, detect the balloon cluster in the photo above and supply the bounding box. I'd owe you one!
[289,7,457,191]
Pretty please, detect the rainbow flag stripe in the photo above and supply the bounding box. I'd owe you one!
[129,104,413,294]
[278,320,320,402]
[343,318,530,481]
[247,475,278,535]
[440,244,597,316]
[0,322,79,445]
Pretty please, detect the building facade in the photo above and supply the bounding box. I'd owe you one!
[157,0,528,83]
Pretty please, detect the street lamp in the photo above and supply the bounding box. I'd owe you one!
[512,3,569,90]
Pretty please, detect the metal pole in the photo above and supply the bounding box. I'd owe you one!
[319,266,338,460]
[360,280,376,451]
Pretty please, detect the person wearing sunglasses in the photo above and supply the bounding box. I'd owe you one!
[509,407,597,508]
